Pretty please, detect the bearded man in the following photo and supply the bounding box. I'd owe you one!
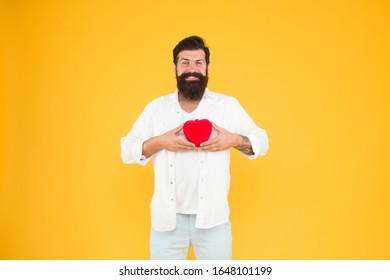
[120,36,269,260]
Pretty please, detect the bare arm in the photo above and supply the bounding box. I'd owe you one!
[199,123,254,155]
[234,135,254,155]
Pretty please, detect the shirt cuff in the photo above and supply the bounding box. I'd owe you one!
[245,134,268,159]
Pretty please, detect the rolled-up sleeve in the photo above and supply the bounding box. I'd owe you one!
[120,104,154,166]
[246,128,269,159]
[230,97,269,160]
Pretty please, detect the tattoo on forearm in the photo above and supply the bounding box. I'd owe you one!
[235,136,254,155]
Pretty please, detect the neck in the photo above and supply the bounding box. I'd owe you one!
[178,91,204,101]
[178,92,202,113]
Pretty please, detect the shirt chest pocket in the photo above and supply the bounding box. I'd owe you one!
[213,118,235,131]
[153,122,165,136]
[153,119,180,136]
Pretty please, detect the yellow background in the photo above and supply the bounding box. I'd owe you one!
[1,0,389,259]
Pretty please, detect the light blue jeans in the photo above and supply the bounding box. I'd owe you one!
[150,214,232,260]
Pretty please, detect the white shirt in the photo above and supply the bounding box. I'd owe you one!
[120,89,269,231]
[174,109,221,214]
[175,110,200,214]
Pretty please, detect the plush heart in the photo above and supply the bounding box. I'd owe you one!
[183,119,212,147]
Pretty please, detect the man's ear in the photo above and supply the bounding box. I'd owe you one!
[172,63,176,75]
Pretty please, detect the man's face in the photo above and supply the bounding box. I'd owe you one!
[174,49,209,101]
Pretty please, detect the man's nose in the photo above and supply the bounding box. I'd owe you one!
[187,62,195,69]
[188,62,198,71]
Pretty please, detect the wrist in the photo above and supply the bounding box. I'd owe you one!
[233,134,243,148]
[143,135,163,158]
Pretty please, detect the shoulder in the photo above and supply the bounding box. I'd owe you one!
[206,89,240,106]
[144,91,177,110]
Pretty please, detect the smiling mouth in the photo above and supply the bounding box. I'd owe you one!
[184,76,200,81]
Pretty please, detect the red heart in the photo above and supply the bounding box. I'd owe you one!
[183,119,212,147]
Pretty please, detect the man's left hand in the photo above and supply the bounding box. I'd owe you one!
[199,123,241,152]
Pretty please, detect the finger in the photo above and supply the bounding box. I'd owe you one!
[177,139,196,148]
[178,146,196,152]
[199,143,219,151]
[201,147,220,152]
[199,138,216,147]
[212,122,222,131]
[173,124,184,133]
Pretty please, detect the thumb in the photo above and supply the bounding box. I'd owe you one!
[212,122,221,131]
[173,124,184,133]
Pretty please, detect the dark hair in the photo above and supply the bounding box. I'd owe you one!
[173,36,210,65]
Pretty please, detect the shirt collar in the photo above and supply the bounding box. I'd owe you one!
[171,88,213,103]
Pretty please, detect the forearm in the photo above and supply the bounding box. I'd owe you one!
[234,135,254,156]
[142,135,164,159]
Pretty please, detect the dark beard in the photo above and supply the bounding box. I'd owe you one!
[176,72,208,101]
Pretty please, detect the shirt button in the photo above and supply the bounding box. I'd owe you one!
[200,196,203,199]
[170,181,173,184]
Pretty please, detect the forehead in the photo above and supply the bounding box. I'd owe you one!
[177,49,206,61]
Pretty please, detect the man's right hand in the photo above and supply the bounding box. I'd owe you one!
[159,124,196,152]
[142,125,196,158]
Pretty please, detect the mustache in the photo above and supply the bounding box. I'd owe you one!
[176,71,208,101]
[178,72,206,79]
